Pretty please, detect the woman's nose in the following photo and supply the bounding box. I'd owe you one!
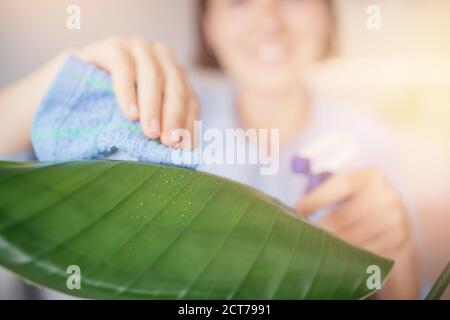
[254,0,285,34]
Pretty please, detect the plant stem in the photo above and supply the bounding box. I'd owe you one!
[426,261,450,300]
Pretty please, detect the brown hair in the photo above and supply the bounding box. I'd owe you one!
[196,0,336,69]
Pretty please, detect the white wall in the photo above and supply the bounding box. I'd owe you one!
[0,0,196,86]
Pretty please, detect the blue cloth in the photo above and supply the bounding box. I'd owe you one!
[31,56,197,169]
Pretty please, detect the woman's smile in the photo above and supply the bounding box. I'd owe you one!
[250,41,291,65]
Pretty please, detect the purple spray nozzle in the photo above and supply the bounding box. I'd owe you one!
[292,155,332,193]
[292,133,360,222]
[292,156,311,174]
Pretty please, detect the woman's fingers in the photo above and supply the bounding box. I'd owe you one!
[305,167,409,256]
[168,89,200,150]
[296,173,354,217]
[326,176,401,233]
[110,51,139,121]
[318,182,381,232]
[296,168,386,217]
[130,39,163,139]
[95,39,139,121]
[318,205,407,256]
[153,44,190,147]
[182,89,200,149]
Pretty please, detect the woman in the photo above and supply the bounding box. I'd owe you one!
[0,0,419,298]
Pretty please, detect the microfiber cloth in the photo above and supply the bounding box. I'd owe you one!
[31,55,198,169]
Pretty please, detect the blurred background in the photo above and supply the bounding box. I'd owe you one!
[0,0,449,299]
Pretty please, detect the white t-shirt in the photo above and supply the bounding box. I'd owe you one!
[195,83,408,209]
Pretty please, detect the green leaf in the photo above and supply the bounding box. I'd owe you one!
[0,160,393,299]
[426,261,450,300]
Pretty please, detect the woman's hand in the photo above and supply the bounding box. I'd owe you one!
[75,37,200,148]
[297,168,410,257]
[296,167,419,299]
[0,37,198,154]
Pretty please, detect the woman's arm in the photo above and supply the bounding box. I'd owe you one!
[0,51,69,154]
[0,37,199,155]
